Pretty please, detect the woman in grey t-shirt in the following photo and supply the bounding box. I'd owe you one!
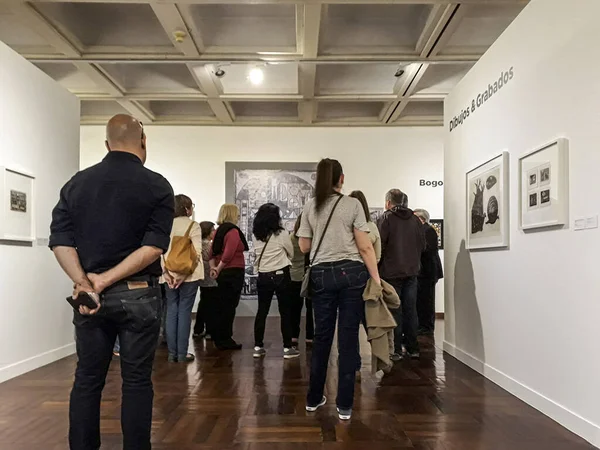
[297,158,381,420]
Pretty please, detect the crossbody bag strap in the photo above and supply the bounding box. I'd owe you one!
[183,221,195,238]
[309,193,344,266]
[256,234,272,271]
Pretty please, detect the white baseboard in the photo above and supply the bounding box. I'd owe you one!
[443,341,600,449]
[0,342,76,384]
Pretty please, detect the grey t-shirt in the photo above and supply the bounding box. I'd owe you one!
[297,194,370,266]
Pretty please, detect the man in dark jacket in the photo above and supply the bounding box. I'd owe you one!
[414,209,444,336]
[378,189,426,360]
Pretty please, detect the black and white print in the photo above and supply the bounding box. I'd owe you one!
[540,188,551,206]
[528,170,538,189]
[469,166,501,239]
[10,190,27,213]
[529,192,538,210]
[234,168,316,296]
[539,164,551,186]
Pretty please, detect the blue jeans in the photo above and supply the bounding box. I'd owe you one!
[307,260,368,410]
[387,276,419,354]
[165,281,199,359]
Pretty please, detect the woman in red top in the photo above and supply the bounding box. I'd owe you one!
[210,203,248,350]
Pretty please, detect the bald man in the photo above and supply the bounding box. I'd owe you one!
[50,114,174,450]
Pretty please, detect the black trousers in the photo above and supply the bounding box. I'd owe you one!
[254,266,293,348]
[386,276,419,354]
[289,280,314,341]
[193,286,218,336]
[70,281,161,450]
[215,268,244,344]
[417,277,437,332]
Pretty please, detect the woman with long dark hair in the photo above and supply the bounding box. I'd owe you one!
[289,214,314,346]
[297,158,381,420]
[162,194,203,363]
[251,203,298,359]
[349,190,381,263]
[210,204,248,350]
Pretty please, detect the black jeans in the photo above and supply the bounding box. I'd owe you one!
[289,280,314,341]
[254,266,293,348]
[215,268,244,344]
[70,281,162,450]
[386,276,419,354]
[417,277,437,332]
[307,260,368,410]
[194,286,218,336]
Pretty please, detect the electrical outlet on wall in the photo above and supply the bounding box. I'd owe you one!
[574,218,586,231]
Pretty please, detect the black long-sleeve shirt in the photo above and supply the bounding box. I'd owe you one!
[49,151,174,277]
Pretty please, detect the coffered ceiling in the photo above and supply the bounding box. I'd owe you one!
[0,0,528,126]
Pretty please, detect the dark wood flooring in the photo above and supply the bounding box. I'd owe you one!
[0,318,593,450]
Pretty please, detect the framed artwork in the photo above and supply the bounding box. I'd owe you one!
[519,138,569,230]
[430,219,444,250]
[369,207,384,224]
[225,162,316,298]
[0,167,35,242]
[466,152,510,250]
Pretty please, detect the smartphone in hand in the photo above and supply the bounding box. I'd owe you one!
[66,292,99,310]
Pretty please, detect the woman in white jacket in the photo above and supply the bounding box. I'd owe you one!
[162,195,203,363]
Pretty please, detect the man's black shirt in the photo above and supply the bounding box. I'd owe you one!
[49,151,174,277]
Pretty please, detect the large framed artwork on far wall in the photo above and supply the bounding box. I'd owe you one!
[519,138,569,230]
[466,152,510,250]
[225,162,316,298]
[0,167,36,243]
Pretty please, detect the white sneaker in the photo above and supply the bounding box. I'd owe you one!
[283,347,300,359]
[253,346,266,358]
[337,407,352,420]
[306,396,327,412]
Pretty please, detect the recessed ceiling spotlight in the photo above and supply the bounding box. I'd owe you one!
[248,67,264,85]
[214,67,226,78]
[394,68,405,78]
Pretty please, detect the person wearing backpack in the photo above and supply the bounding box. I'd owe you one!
[162,194,203,363]
[252,203,297,359]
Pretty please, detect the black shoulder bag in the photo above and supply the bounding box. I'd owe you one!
[300,194,344,298]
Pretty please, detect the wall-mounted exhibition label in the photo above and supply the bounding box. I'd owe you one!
[449,67,514,133]
[420,179,443,187]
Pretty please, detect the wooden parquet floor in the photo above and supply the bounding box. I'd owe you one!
[0,318,593,450]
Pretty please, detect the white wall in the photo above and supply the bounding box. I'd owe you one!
[444,0,600,447]
[0,43,80,382]
[81,126,445,314]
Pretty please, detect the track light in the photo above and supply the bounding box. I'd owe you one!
[248,67,264,85]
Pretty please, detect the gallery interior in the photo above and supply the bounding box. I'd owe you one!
[0,0,599,448]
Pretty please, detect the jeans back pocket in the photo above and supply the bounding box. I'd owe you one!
[121,296,161,332]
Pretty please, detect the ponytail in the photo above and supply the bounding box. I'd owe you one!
[315,158,343,212]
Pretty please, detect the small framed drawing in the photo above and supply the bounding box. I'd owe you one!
[430,219,444,250]
[466,152,510,250]
[0,167,36,242]
[519,138,569,230]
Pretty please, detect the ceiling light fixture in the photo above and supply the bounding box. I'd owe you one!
[248,67,264,85]
[173,30,187,43]
[214,67,226,78]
